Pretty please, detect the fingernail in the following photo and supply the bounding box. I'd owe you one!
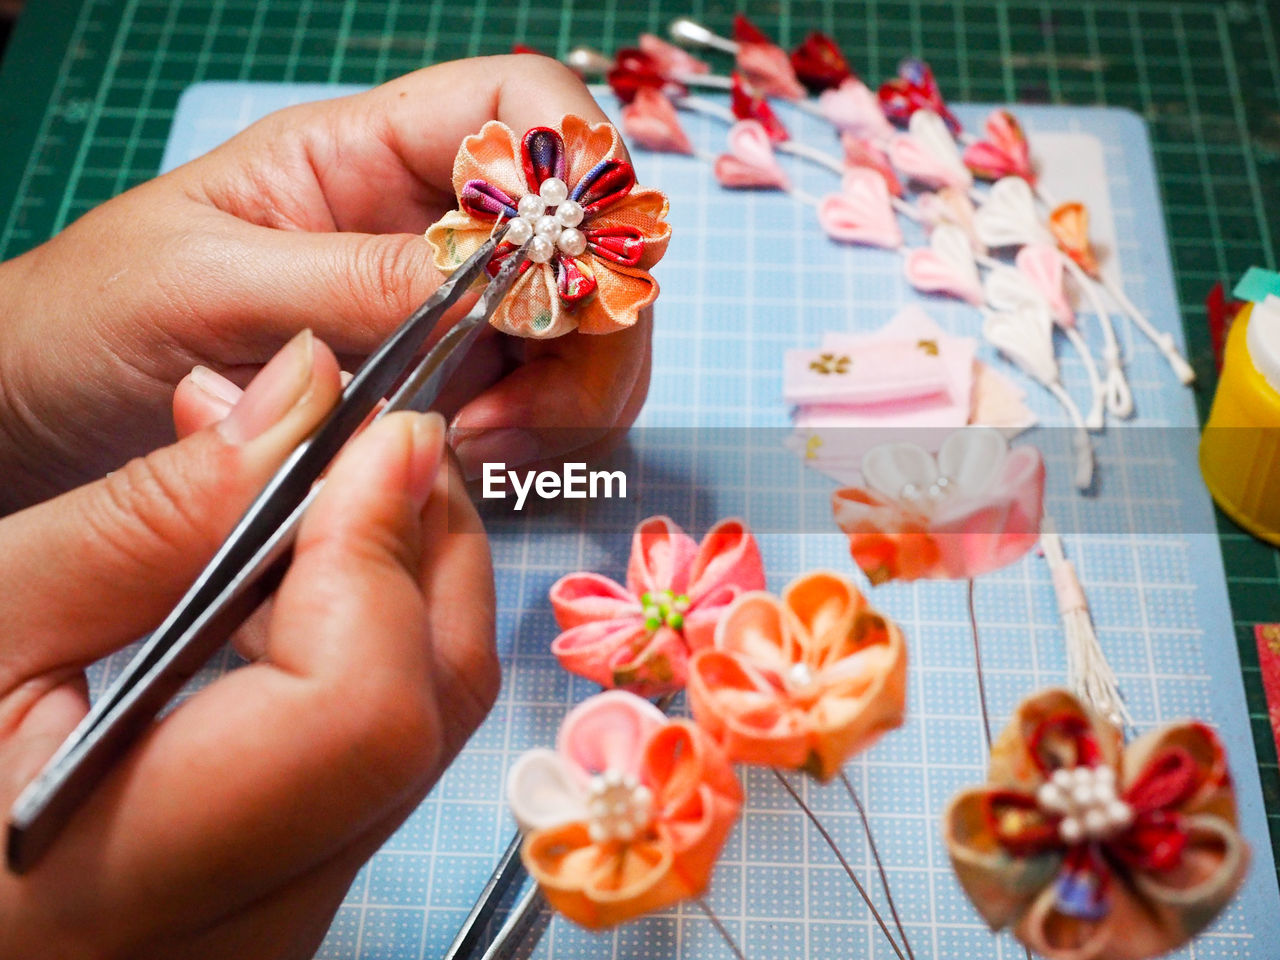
[452,427,542,481]
[409,412,447,504]
[189,365,243,413]
[218,331,315,444]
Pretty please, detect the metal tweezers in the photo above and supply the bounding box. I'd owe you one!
[5,230,527,875]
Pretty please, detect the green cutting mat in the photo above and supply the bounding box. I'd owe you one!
[2,0,1279,877]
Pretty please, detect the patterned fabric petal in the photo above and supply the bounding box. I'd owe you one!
[584,225,646,266]
[944,787,1063,930]
[459,179,519,220]
[424,210,493,274]
[448,119,525,200]
[989,689,1122,792]
[521,126,567,190]
[1120,722,1235,822]
[486,260,573,339]
[560,114,627,190]
[556,254,598,307]
[550,619,688,696]
[1014,880,1116,960]
[583,187,671,269]
[571,158,637,214]
[574,259,657,334]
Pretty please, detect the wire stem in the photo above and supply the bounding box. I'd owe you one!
[696,898,748,960]
[772,769,907,960]
[838,771,917,960]
[968,578,993,751]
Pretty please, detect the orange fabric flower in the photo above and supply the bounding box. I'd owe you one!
[424,116,670,338]
[945,689,1248,959]
[1049,201,1101,278]
[506,692,741,929]
[687,571,907,781]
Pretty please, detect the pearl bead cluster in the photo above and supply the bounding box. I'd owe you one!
[585,769,654,844]
[503,177,587,265]
[899,475,953,502]
[640,589,691,633]
[1036,765,1134,845]
[786,661,817,692]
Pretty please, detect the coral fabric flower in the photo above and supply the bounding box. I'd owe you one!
[687,571,907,781]
[963,109,1037,185]
[507,691,742,930]
[831,428,1044,584]
[425,116,670,339]
[1049,201,1102,278]
[550,517,766,697]
[878,58,962,135]
[944,689,1249,960]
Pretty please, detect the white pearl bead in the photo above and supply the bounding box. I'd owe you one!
[534,214,562,241]
[1095,765,1115,784]
[1083,809,1108,837]
[604,769,623,788]
[1051,769,1073,790]
[1059,816,1083,844]
[1072,766,1092,786]
[1071,784,1093,807]
[555,198,585,227]
[504,216,533,246]
[557,227,587,257]
[526,236,554,264]
[1108,801,1133,827]
[615,820,635,841]
[1036,783,1066,814]
[517,194,546,220]
[539,177,569,205]
[588,822,607,844]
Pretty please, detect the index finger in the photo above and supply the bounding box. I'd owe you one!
[189,55,613,235]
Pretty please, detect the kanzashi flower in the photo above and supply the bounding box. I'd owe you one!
[878,58,962,135]
[945,689,1248,960]
[790,31,854,93]
[687,571,907,781]
[507,691,742,930]
[963,109,1036,184]
[549,516,766,697]
[1050,201,1102,278]
[425,117,670,338]
[831,428,1044,584]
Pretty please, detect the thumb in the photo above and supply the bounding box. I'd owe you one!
[0,330,343,689]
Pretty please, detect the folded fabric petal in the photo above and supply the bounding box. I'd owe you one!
[842,133,903,197]
[818,168,903,250]
[731,13,805,100]
[715,120,790,190]
[820,79,894,142]
[729,73,789,143]
[975,175,1051,249]
[833,427,1045,582]
[889,110,972,190]
[1049,201,1103,278]
[944,688,1249,960]
[514,692,742,930]
[790,31,854,93]
[1017,244,1075,327]
[550,516,765,696]
[621,86,694,155]
[905,223,983,305]
[963,109,1036,184]
[426,116,668,338]
[639,33,709,76]
[688,572,908,780]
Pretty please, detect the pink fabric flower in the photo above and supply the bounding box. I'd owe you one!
[507,691,742,929]
[549,517,766,696]
[831,428,1045,583]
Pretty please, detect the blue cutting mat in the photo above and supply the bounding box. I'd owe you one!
[133,82,1280,958]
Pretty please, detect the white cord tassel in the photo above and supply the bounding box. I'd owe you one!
[1040,518,1132,728]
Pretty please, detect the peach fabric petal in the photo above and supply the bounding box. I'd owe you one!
[590,187,672,270]
[689,573,908,780]
[1050,201,1102,278]
[735,43,807,101]
[449,119,525,198]
[550,572,640,628]
[551,619,687,695]
[573,260,656,334]
[490,260,573,339]
[560,114,627,190]
[520,696,742,930]
[423,210,492,274]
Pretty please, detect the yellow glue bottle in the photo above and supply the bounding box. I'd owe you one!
[1199,289,1280,545]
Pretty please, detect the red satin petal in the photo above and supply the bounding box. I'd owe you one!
[584,225,645,266]
[732,12,773,45]
[1027,711,1106,775]
[555,254,598,307]
[730,73,789,143]
[571,159,637,214]
[606,48,669,105]
[789,31,853,92]
[1123,745,1200,814]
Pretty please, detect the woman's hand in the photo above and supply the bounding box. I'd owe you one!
[0,334,498,959]
[0,55,651,512]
